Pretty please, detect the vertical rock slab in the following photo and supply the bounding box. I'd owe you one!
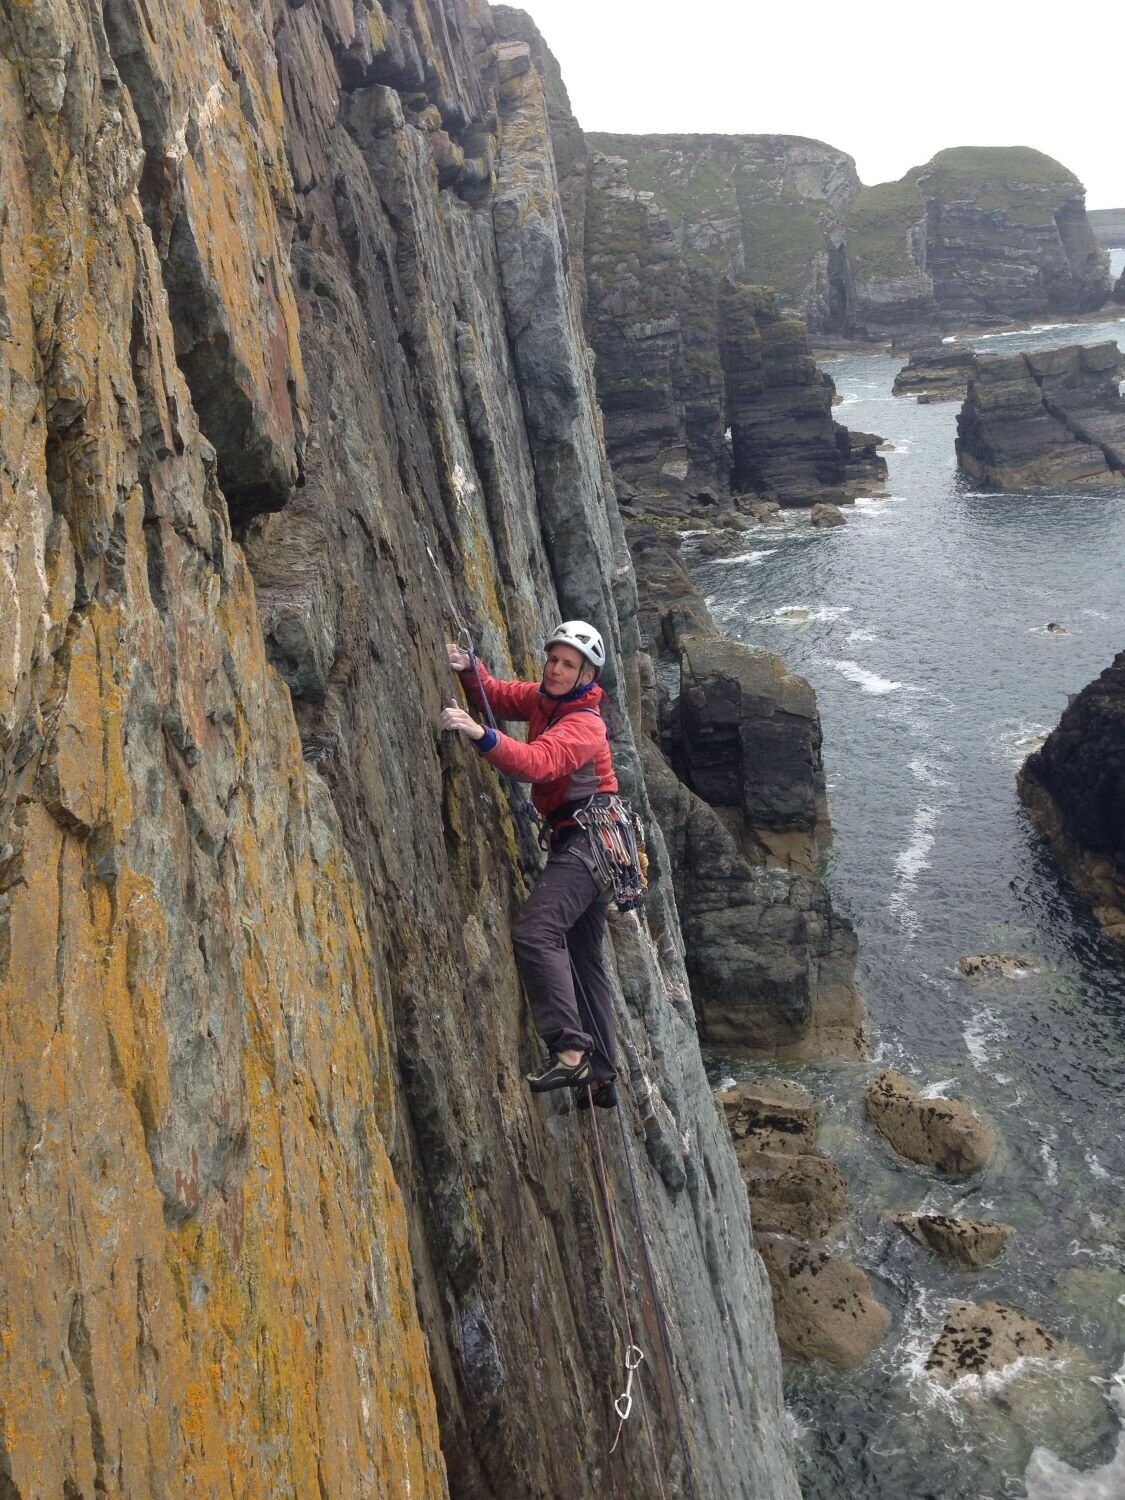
[1019,648,1125,947]
[0,9,446,1493]
[99,0,306,519]
[233,6,802,1499]
[718,284,850,504]
[678,635,829,872]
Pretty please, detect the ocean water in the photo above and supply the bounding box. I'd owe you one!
[692,312,1125,1499]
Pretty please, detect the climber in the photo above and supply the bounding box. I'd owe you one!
[440,622,619,1105]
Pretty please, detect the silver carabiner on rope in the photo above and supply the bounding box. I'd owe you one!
[610,1344,645,1451]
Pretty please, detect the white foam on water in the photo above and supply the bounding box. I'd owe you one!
[762,603,851,626]
[832,659,902,694]
[995,723,1050,765]
[847,628,879,645]
[894,805,939,888]
[909,754,952,790]
[964,1007,1006,1068]
[1024,1365,1125,1500]
[711,548,776,565]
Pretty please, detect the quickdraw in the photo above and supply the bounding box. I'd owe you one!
[573,794,648,912]
[610,1344,645,1453]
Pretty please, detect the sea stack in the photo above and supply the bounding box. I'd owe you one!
[955,343,1125,488]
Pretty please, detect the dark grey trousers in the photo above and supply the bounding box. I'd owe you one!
[512,840,617,1081]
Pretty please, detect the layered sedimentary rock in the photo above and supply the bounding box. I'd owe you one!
[893,341,977,403]
[917,148,1110,325]
[1019,650,1125,947]
[644,633,864,1059]
[845,177,936,334]
[719,284,863,505]
[0,4,805,1497]
[956,342,1125,488]
[586,137,1110,336]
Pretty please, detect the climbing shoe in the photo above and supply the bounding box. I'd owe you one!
[576,1080,618,1111]
[527,1054,591,1093]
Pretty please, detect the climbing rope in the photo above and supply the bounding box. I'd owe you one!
[571,956,700,1500]
[587,1090,665,1492]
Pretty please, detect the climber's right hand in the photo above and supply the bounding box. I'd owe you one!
[446,643,471,672]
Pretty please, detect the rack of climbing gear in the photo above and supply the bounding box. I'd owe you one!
[572,794,648,912]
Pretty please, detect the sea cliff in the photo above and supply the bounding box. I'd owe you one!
[586,136,1111,337]
[0,3,802,1496]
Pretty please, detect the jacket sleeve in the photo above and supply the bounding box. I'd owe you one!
[457,661,540,721]
[480,712,606,784]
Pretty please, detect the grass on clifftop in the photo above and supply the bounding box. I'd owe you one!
[846,179,925,280]
[735,167,826,301]
[918,146,1084,224]
[590,139,739,242]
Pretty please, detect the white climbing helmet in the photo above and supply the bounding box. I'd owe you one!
[545,620,605,675]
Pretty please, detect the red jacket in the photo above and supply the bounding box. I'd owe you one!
[459,662,618,818]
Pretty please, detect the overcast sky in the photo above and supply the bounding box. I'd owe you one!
[517,0,1121,209]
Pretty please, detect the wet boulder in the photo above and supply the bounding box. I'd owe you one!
[737,1143,848,1240]
[958,953,1037,979]
[757,1235,889,1370]
[716,1078,818,1141]
[893,1214,1012,1268]
[810,503,846,528]
[866,1069,995,1175]
[925,1301,1059,1385]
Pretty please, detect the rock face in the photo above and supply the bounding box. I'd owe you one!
[956,343,1125,488]
[0,4,804,1498]
[866,1071,995,1175]
[893,1215,1013,1268]
[586,138,1110,337]
[1019,649,1125,947]
[718,284,883,505]
[893,341,977,403]
[641,635,863,1058]
[677,636,830,872]
[926,1302,1059,1385]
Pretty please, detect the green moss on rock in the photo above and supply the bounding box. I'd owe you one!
[846,178,925,279]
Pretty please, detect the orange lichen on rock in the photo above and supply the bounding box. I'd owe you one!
[0,9,447,1495]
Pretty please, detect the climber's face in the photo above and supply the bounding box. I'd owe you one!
[543,643,591,696]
